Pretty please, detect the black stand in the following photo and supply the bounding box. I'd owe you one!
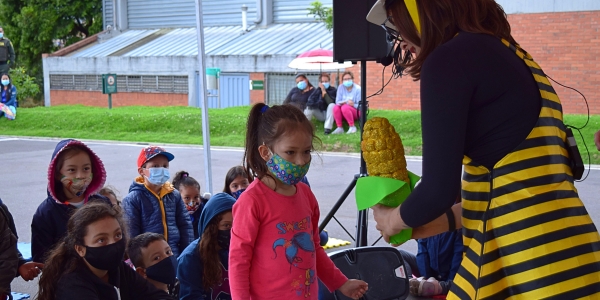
[319,60,370,247]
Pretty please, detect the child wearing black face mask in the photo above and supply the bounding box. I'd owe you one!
[128,233,179,298]
[177,193,234,300]
[37,202,172,300]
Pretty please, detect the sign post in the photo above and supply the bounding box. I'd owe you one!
[102,74,118,109]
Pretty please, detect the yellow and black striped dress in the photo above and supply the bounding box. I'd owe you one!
[448,40,600,299]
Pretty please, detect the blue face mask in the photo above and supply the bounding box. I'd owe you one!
[323,82,330,89]
[343,80,353,88]
[0,33,4,39]
[1,80,9,86]
[297,81,307,90]
[231,188,246,200]
[146,167,170,186]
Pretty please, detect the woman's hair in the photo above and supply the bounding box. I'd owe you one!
[36,202,126,300]
[319,73,330,82]
[53,146,91,201]
[341,71,354,80]
[198,211,226,290]
[387,0,515,80]
[222,166,250,194]
[243,103,317,180]
[172,170,201,192]
[295,74,314,89]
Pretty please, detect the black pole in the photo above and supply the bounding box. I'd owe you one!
[355,60,369,247]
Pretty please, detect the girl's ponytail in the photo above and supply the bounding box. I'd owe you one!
[243,103,268,179]
[172,170,200,191]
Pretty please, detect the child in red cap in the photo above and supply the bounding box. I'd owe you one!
[122,146,193,257]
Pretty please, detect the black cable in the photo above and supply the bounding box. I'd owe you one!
[546,75,592,182]
[547,75,590,129]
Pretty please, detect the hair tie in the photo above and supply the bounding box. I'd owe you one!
[261,105,270,114]
[183,173,188,178]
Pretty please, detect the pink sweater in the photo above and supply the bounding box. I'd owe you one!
[230,180,348,299]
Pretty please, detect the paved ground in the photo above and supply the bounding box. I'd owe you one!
[2,137,599,297]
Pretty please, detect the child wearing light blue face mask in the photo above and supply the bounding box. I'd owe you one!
[122,146,194,257]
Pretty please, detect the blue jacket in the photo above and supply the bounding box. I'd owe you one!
[31,139,109,263]
[416,229,463,282]
[0,85,16,107]
[122,177,193,257]
[178,193,235,300]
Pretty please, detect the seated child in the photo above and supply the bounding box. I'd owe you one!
[99,185,121,207]
[31,139,110,263]
[127,232,179,298]
[172,171,208,239]
[37,202,170,300]
[178,193,235,300]
[122,146,193,257]
[222,166,250,199]
[409,229,463,297]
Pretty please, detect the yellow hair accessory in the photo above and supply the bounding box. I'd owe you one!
[404,0,421,35]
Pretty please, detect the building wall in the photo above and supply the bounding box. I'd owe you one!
[50,90,188,107]
[354,10,600,114]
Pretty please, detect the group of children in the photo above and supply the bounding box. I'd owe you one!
[1,102,373,300]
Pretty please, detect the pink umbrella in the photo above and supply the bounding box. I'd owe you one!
[288,49,354,70]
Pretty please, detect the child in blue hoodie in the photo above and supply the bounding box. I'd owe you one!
[177,193,235,300]
[31,139,110,263]
[122,146,193,257]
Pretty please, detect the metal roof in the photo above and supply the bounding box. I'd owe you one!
[210,22,332,56]
[70,29,159,57]
[123,26,245,57]
[68,22,332,58]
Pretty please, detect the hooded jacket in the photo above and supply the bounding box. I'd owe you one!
[31,139,108,263]
[177,193,235,300]
[122,177,193,257]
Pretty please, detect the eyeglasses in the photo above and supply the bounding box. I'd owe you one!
[381,16,401,41]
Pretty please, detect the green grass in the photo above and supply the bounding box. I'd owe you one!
[2,105,599,164]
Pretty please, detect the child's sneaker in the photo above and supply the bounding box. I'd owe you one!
[332,127,344,134]
[409,277,442,297]
[346,126,357,134]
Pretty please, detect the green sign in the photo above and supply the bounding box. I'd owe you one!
[250,80,264,90]
[102,74,118,94]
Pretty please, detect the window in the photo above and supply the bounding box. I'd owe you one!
[265,72,323,105]
[49,75,189,94]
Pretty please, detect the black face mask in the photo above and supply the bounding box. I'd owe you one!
[83,238,125,271]
[145,255,177,285]
[217,229,231,250]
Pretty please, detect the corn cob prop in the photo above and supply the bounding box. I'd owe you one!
[356,117,420,245]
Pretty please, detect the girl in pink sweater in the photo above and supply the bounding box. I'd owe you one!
[229,104,368,299]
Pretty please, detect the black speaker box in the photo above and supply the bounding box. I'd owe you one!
[318,247,410,300]
[333,0,392,63]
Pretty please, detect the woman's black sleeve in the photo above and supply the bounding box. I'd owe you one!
[399,45,474,228]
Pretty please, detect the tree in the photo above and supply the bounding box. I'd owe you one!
[308,1,333,31]
[0,0,103,86]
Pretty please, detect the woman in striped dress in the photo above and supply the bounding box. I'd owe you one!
[367,0,600,299]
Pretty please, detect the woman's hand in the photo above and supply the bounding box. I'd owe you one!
[339,279,368,299]
[372,204,409,243]
[347,100,354,107]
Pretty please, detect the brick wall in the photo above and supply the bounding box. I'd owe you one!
[355,10,600,114]
[250,72,265,105]
[50,90,188,107]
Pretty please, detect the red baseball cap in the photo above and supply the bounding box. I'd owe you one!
[137,146,175,168]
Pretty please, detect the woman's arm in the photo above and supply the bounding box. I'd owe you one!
[411,203,462,240]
